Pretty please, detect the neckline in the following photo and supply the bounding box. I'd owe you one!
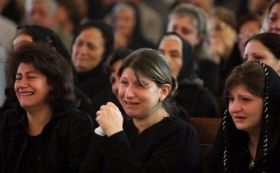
[248,158,255,170]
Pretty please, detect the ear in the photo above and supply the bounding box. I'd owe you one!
[159,84,171,102]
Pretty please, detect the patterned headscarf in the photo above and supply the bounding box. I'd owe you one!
[212,61,280,172]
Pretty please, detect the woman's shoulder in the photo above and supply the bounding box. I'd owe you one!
[52,107,94,133]
[161,116,198,136]
[0,108,25,132]
[54,107,93,125]
[0,108,23,122]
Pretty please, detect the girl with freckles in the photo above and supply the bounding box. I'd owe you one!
[80,48,200,173]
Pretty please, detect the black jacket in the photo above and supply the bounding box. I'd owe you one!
[0,107,93,173]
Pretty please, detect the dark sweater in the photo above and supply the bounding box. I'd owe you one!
[80,116,200,173]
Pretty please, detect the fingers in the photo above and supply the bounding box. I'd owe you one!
[106,102,119,110]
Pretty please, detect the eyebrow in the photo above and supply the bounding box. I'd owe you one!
[16,70,38,75]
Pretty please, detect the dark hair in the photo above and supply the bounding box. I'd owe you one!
[15,25,71,61]
[215,61,280,173]
[209,6,237,30]
[238,14,261,33]
[72,20,114,63]
[118,48,178,112]
[225,61,265,97]
[223,61,265,172]
[5,43,76,110]
[268,0,280,13]
[106,48,132,75]
[245,32,280,60]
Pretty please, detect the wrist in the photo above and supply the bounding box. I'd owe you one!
[106,128,123,137]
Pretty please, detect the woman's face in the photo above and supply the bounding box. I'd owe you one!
[267,2,280,34]
[71,28,105,72]
[158,36,183,78]
[243,40,280,74]
[13,33,33,50]
[228,84,263,134]
[238,20,260,55]
[110,60,123,96]
[113,8,135,38]
[14,63,52,110]
[167,15,200,46]
[208,17,236,56]
[118,68,167,119]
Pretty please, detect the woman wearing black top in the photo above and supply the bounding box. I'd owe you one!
[208,61,280,172]
[0,25,95,119]
[80,48,200,173]
[158,32,220,117]
[0,43,92,173]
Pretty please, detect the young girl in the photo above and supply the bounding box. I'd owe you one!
[209,61,280,172]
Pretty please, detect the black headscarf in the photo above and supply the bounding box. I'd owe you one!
[16,25,71,61]
[158,32,198,82]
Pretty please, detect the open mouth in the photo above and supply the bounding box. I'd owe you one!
[233,116,246,122]
[18,91,34,96]
[125,100,139,107]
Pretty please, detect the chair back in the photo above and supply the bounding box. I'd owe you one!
[190,117,221,173]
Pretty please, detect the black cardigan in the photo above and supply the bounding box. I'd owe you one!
[0,107,92,173]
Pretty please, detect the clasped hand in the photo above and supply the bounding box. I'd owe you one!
[96,102,124,137]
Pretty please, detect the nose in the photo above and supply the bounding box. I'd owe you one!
[229,99,242,114]
[163,53,171,63]
[31,12,43,24]
[270,19,280,31]
[19,80,28,88]
[124,85,135,99]
[78,44,88,54]
[16,79,28,89]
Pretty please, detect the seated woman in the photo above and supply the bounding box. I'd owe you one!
[105,48,132,116]
[0,43,92,173]
[107,2,155,50]
[80,48,200,173]
[208,61,280,172]
[106,48,132,98]
[243,32,280,75]
[158,32,220,117]
[7,25,95,118]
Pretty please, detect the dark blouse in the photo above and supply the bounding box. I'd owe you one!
[20,135,43,173]
[80,116,200,173]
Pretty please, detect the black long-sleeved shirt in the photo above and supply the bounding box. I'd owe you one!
[80,116,200,173]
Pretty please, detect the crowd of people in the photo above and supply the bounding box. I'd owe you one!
[0,0,280,172]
